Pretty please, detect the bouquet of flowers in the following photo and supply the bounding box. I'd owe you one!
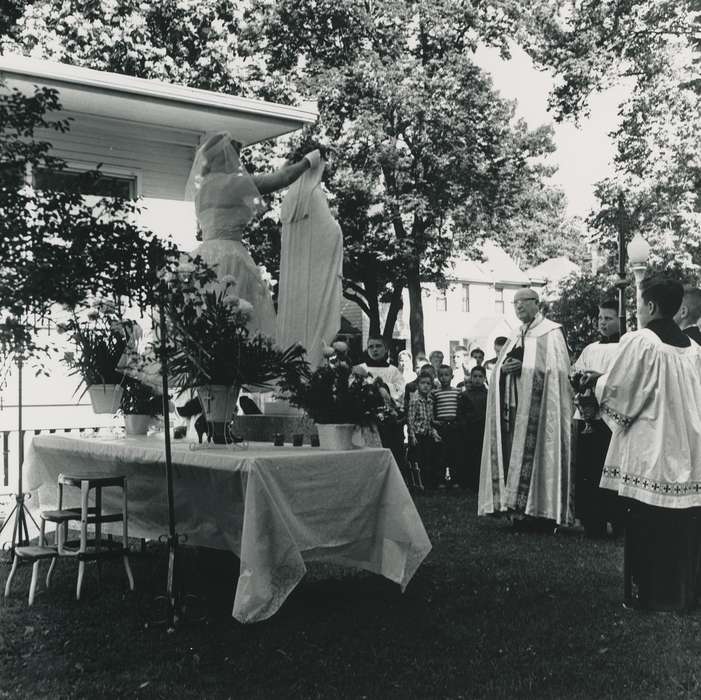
[58,298,132,395]
[280,361,387,425]
[158,266,309,391]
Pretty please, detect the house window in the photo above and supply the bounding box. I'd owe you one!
[495,287,504,314]
[461,283,470,313]
[436,289,447,312]
[33,167,137,199]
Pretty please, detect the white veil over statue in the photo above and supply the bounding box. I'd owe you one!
[276,156,343,368]
[185,132,276,337]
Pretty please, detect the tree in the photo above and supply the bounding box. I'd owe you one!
[521,0,700,121]
[248,0,561,355]
[547,272,625,358]
[5,0,567,354]
[523,1,700,275]
[499,181,589,268]
[0,84,176,372]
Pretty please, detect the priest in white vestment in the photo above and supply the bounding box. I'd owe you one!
[584,275,701,610]
[478,288,574,527]
[276,154,343,369]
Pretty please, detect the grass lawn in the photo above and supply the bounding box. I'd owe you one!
[1,490,700,699]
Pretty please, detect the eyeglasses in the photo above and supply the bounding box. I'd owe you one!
[512,298,538,305]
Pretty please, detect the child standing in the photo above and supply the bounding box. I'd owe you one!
[432,365,463,487]
[407,372,442,490]
[458,365,489,490]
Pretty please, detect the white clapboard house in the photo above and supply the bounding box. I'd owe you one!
[0,53,317,429]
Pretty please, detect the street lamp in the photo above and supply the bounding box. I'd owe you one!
[627,233,651,325]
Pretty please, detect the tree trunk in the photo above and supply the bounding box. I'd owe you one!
[382,282,404,342]
[364,272,381,337]
[407,259,425,357]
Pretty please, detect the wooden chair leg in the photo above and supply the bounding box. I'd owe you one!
[46,557,57,589]
[28,561,40,606]
[123,555,134,591]
[76,560,86,601]
[95,485,102,587]
[122,478,133,591]
[5,555,19,598]
[76,481,90,600]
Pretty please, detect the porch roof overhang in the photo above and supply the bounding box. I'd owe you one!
[0,54,317,144]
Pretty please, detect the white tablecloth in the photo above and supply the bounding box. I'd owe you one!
[25,434,431,623]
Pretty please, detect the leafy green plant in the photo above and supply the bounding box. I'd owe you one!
[119,377,162,416]
[159,268,309,390]
[280,362,387,425]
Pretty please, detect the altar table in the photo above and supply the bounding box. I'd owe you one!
[25,434,432,623]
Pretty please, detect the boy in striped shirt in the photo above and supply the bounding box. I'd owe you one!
[432,365,463,487]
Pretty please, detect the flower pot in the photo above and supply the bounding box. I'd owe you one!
[123,414,152,435]
[316,423,356,451]
[196,385,241,422]
[87,384,124,414]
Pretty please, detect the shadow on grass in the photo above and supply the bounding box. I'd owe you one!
[0,491,700,699]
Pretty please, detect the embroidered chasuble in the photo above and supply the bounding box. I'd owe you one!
[596,327,701,508]
[478,315,574,525]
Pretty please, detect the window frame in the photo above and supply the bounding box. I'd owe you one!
[495,286,505,314]
[461,283,470,313]
[436,288,448,312]
[31,159,143,200]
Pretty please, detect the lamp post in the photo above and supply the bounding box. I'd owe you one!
[616,194,629,334]
[627,233,651,325]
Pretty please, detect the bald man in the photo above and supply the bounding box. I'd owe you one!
[478,288,574,529]
[673,286,701,345]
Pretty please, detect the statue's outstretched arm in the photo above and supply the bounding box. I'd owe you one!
[251,150,321,195]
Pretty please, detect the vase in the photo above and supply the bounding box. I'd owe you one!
[87,384,124,414]
[195,385,241,444]
[123,414,152,435]
[316,423,356,451]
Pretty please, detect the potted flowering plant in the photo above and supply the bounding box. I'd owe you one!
[279,362,387,450]
[158,267,309,442]
[119,376,162,435]
[58,299,132,414]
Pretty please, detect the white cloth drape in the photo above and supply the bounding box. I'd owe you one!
[276,159,343,368]
[25,435,432,623]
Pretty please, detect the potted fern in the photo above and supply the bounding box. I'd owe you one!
[160,271,309,443]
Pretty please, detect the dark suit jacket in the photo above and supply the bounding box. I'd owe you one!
[683,325,701,345]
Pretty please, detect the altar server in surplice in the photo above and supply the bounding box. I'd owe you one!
[582,275,701,608]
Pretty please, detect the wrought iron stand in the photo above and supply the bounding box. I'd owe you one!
[0,357,40,557]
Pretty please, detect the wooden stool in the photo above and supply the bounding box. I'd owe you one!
[40,472,134,600]
[4,544,57,606]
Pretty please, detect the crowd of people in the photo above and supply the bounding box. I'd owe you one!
[349,276,701,610]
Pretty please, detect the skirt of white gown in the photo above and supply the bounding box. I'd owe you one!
[191,238,276,338]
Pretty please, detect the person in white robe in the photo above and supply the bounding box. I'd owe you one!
[276,154,342,368]
[478,288,574,528]
[583,275,701,610]
[571,297,622,537]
